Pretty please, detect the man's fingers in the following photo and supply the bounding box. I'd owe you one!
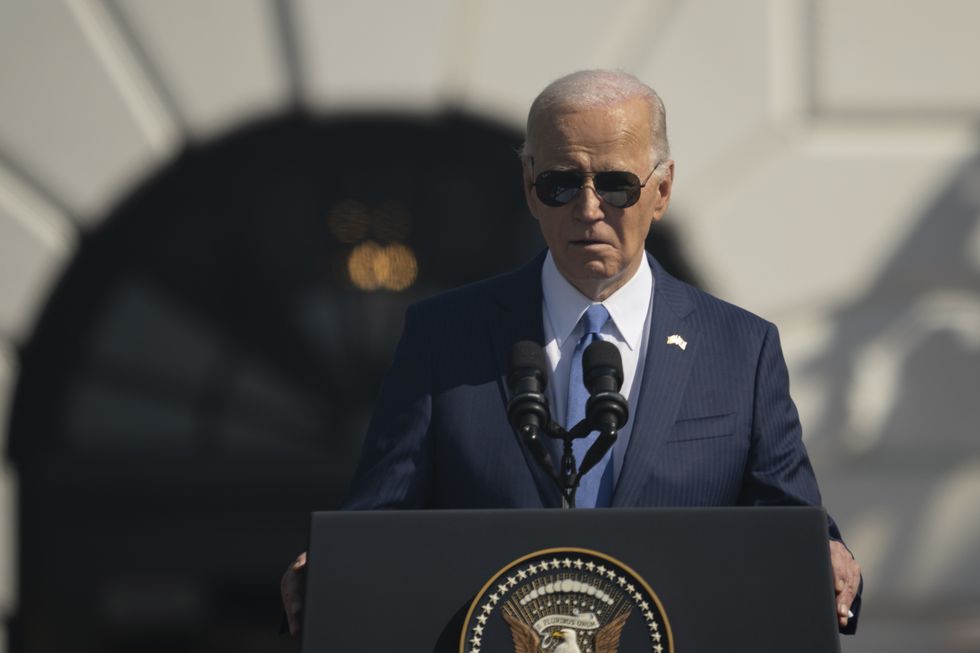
[282,551,309,637]
[835,572,856,626]
[292,551,308,571]
[837,565,860,605]
[287,605,303,636]
[837,584,857,624]
[828,541,860,627]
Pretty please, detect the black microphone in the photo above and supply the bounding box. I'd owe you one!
[507,342,557,481]
[577,341,629,478]
[507,341,550,431]
[583,340,629,432]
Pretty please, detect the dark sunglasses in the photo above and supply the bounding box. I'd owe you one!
[532,163,662,209]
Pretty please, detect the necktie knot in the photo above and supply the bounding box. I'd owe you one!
[581,304,610,339]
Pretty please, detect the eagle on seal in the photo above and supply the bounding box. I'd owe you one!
[501,606,631,653]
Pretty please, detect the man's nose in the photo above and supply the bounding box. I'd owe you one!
[574,180,605,220]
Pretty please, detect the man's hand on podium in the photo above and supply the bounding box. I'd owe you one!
[829,540,861,628]
[281,551,307,636]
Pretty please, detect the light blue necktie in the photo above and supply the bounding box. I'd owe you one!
[566,304,614,508]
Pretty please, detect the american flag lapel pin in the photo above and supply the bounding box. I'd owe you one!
[666,334,688,350]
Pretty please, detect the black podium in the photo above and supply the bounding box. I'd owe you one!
[301,507,840,653]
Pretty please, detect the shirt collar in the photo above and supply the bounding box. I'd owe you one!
[541,251,653,351]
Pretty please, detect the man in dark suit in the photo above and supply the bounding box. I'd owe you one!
[282,69,861,634]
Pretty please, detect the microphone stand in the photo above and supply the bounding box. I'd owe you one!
[544,419,618,509]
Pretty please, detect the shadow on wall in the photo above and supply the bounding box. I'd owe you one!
[801,146,980,650]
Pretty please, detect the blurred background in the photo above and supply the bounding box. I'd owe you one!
[1,0,978,651]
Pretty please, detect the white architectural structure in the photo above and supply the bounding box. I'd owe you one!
[1,1,978,650]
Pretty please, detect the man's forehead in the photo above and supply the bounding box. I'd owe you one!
[542,99,643,129]
[531,102,652,167]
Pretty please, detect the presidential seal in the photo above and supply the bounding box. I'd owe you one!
[460,547,672,653]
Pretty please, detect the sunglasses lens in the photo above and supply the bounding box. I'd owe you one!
[534,171,582,207]
[533,170,644,208]
[594,171,641,208]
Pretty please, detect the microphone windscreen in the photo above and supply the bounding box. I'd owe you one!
[583,340,623,388]
[510,341,549,386]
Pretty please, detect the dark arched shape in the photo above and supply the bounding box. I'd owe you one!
[6,111,701,653]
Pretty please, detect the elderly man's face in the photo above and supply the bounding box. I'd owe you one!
[523,98,673,301]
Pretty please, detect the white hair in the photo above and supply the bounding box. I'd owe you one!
[520,69,670,166]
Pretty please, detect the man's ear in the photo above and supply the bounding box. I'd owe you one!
[651,160,675,222]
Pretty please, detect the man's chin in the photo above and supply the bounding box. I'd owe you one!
[579,262,617,278]
[562,258,612,280]
[581,250,625,273]
[558,261,629,299]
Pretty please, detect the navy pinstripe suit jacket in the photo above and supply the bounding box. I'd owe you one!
[342,251,860,632]
[344,251,837,523]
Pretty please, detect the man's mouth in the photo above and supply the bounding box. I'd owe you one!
[570,239,607,246]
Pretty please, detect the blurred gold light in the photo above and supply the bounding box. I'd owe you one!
[326,200,371,243]
[348,241,383,290]
[348,241,418,291]
[382,242,419,290]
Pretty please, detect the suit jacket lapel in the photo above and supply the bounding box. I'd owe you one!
[612,256,699,507]
[488,251,562,507]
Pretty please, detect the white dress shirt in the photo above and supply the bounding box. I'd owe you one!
[540,251,655,486]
